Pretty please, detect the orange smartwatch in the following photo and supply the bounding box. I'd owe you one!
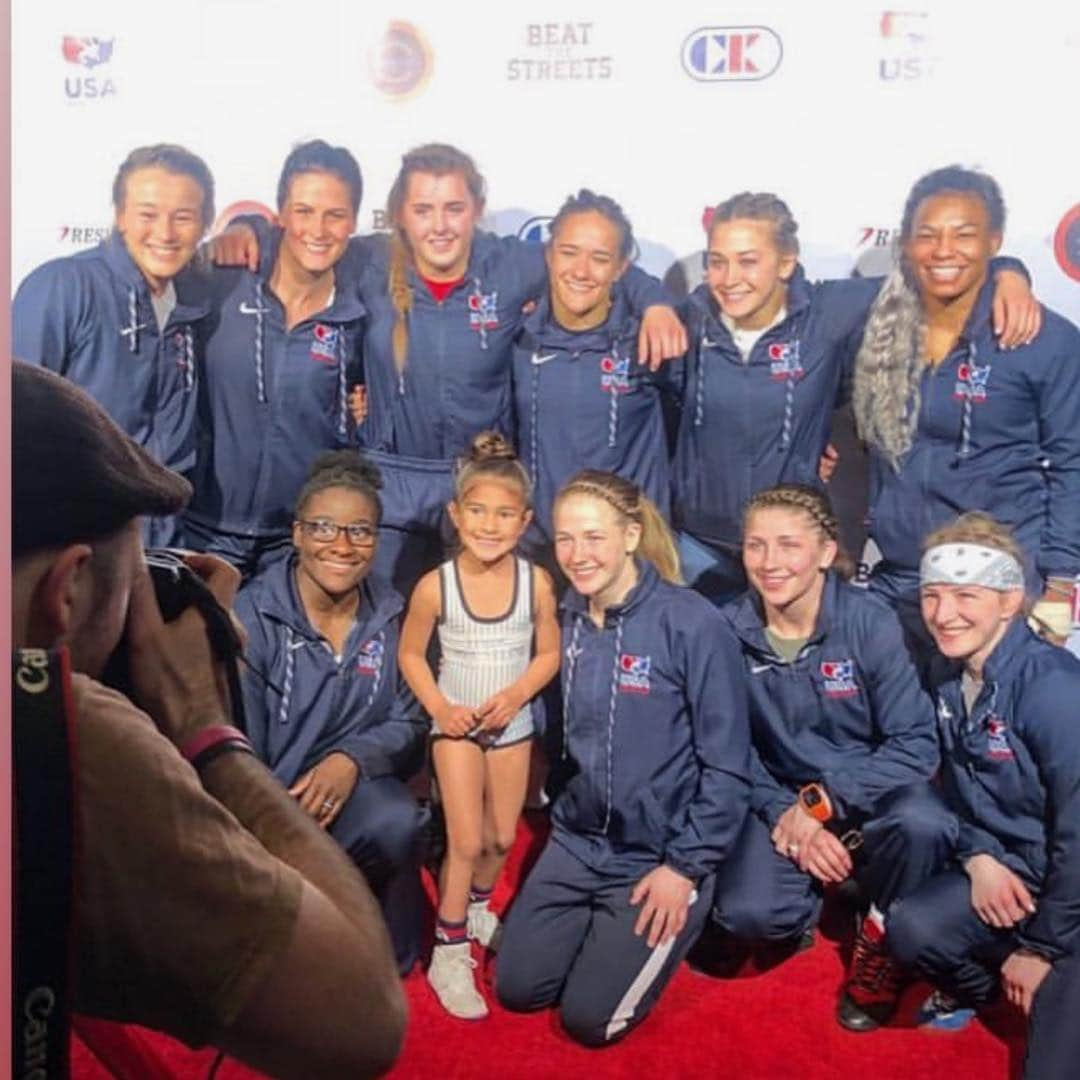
[798,783,833,823]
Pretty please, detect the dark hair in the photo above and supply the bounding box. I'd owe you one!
[743,483,854,579]
[549,189,635,261]
[555,470,682,584]
[709,191,799,255]
[453,431,531,504]
[385,143,486,374]
[112,144,215,228]
[295,450,383,523]
[276,139,363,214]
[900,165,1006,243]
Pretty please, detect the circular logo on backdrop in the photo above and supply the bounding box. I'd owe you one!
[1053,204,1080,282]
[368,22,432,99]
[517,216,553,244]
[210,200,277,239]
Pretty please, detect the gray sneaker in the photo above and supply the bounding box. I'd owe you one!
[427,942,488,1020]
[467,902,503,952]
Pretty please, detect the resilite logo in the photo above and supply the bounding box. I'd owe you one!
[62,35,117,99]
[681,27,783,81]
[368,21,432,99]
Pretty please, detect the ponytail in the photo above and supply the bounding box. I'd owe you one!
[556,470,683,585]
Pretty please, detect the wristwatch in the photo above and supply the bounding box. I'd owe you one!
[798,783,833,823]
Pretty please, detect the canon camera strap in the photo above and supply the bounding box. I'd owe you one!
[13,647,76,1079]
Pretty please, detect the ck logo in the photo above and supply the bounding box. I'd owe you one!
[468,288,499,331]
[986,715,1014,761]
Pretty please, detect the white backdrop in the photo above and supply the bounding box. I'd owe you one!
[11,0,1080,645]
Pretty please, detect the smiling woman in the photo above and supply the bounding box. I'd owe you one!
[234,448,429,976]
[183,139,367,577]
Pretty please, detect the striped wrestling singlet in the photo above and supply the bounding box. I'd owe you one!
[434,556,535,747]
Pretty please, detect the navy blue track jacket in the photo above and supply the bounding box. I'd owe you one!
[512,291,672,541]
[672,269,879,546]
[235,556,424,786]
[722,574,939,827]
[240,220,669,465]
[186,228,364,537]
[930,619,1080,960]
[552,562,751,882]
[868,281,1080,582]
[13,232,211,473]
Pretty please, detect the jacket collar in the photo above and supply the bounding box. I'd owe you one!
[726,570,842,651]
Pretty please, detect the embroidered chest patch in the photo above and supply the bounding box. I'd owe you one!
[820,659,859,698]
[468,288,500,331]
[952,360,991,402]
[618,653,651,694]
[356,637,385,677]
[768,340,803,381]
[985,715,1014,761]
[310,323,340,363]
[600,355,631,394]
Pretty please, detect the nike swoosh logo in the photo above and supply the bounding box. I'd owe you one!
[287,639,307,652]
[239,301,267,315]
[532,352,559,366]
[750,663,773,674]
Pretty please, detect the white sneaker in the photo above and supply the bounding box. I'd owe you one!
[427,942,488,1019]
[467,902,503,952]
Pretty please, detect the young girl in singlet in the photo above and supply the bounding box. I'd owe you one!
[399,431,560,1019]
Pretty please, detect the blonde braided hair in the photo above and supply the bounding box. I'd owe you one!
[555,470,683,584]
[743,484,854,579]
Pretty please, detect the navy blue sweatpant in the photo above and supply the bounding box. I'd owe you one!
[888,869,1080,1079]
[329,775,428,975]
[711,783,952,940]
[496,839,714,1046]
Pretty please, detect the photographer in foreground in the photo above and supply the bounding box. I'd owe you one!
[12,361,405,1079]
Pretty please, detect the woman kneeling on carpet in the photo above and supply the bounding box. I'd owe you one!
[235,450,428,974]
[884,513,1080,1080]
[692,484,941,1033]
[495,469,751,1046]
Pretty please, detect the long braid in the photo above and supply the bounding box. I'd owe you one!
[388,230,413,393]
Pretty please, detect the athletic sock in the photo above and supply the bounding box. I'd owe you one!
[435,916,468,946]
[469,884,493,907]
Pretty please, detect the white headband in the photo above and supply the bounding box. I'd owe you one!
[919,543,1024,591]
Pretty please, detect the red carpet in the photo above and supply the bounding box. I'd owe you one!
[72,813,1027,1079]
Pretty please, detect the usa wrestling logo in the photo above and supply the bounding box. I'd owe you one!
[468,288,499,332]
[618,654,651,694]
[768,341,803,381]
[600,355,631,394]
[820,660,858,698]
[356,638,385,677]
[310,324,339,363]
[953,360,990,403]
[986,716,1014,761]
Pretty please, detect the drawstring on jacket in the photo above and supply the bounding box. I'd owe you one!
[559,612,625,834]
[335,328,348,439]
[180,325,195,391]
[606,348,623,450]
[471,277,491,351]
[121,286,145,353]
[529,354,543,480]
[780,370,796,452]
[693,330,711,428]
[277,626,297,725]
[244,279,270,404]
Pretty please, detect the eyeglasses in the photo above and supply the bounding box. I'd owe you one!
[297,519,378,546]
